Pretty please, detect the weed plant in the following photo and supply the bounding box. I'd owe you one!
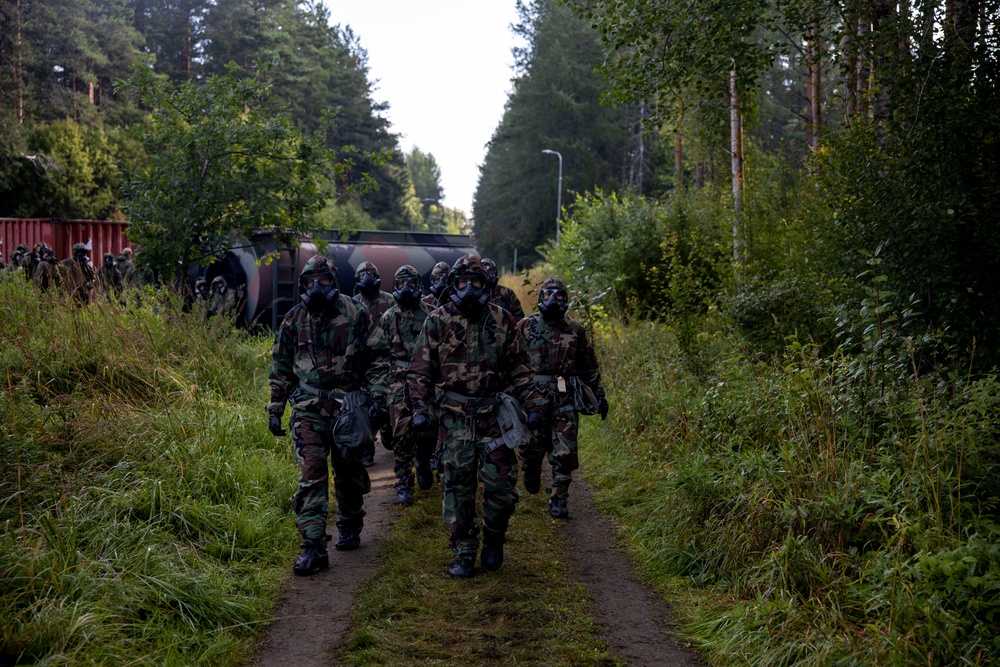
[0,277,294,665]
[579,272,1000,665]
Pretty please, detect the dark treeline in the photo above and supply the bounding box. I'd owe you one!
[0,0,460,231]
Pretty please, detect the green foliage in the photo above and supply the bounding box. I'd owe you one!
[0,277,292,665]
[473,0,636,267]
[580,284,1000,664]
[547,190,729,322]
[0,120,125,219]
[120,59,338,278]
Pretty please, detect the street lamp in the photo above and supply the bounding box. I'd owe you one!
[541,149,562,242]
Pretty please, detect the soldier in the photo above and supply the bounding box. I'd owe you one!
[21,243,48,281]
[207,276,236,317]
[517,278,609,519]
[9,244,29,273]
[353,260,395,466]
[267,255,388,576]
[408,254,543,578]
[374,265,437,506]
[96,253,123,298]
[0,250,5,271]
[482,257,525,321]
[32,245,61,291]
[60,243,95,304]
[117,247,139,288]
[422,260,452,309]
[193,277,210,302]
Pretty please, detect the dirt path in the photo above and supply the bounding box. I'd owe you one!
[562,477,704,667]
[251,452,703,667]
[251,445,397,667]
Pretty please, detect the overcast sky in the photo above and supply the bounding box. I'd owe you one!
[323,0,524,216]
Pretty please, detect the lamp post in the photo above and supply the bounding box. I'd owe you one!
[541,149,562,242]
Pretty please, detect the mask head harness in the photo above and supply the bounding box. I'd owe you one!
[428,261,451,298]
[449,255,490,314]
[538,277,569,320]
[354,261,381,299]
[392,264,422,307]
[300,255,339,312]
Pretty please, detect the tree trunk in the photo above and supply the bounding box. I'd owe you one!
[855,17,870,119]
[945,0,980,84]
[806,15,822,150]
[730,69,745,268]
[14,0,23,124]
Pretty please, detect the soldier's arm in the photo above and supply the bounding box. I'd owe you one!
[509,291,526,321]
[364,310,392,401]
[267,318,297,416]
[407,316,439,416]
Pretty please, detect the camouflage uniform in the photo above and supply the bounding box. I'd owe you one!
[32,250,61,291]
[422,260,452,310]
[267,255,388,562]
[117,248,139,288]
[96,253,123,298]
[482,258,525,321]
[207,276,237,317]
[517,278,607,518]
[372,265,436,504]
[408,254,543,576]
[60,244,95,304]
[354,260,395,465]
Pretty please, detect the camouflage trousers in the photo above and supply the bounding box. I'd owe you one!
[290,411,370,539]
[520,407,579,499]
[387,378,434,489]
[439,409,520,559]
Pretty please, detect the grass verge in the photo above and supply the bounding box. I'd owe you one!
[0,278,297,665]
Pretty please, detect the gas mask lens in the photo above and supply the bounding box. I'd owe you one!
[303,275,334,289]
[540,288,567,302]
[456,276,484,290]
[394,276,419,291]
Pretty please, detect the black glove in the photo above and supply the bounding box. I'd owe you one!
[598,398,609,421]
[268,412,287,437]
[411,412,432,432]
[527,410,544,428]
[368,400,389,431]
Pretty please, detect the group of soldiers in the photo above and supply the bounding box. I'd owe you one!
[192,275,240,318]
[0,241,139,304]
[267,253,609,579]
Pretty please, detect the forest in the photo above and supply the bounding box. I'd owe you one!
[2,0,1000,664]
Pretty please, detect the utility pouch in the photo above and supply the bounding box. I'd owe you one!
[481,392,530,456]
[332,390,374,461]
[571,378,600,416]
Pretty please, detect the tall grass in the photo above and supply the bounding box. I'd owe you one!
[579,300,1000,665]
[0,277,294,665]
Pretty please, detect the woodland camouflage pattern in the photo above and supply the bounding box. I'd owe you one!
[268,254,388,540]
[491,284,525,321]
[407,254,544,559]
[517,277,606,499]
[373,268,436,491]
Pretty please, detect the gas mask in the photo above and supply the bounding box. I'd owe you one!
[104,256,116,270]
[74,249,88,263]
[301,274,338,313]
[450,273,489,314]
[538,286,569,320]
[356,270,380,299]
[392,275,421,308]
[429,274,448,298]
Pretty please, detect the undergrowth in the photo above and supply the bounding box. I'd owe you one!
[579,275,1000,665]
[0,277,295,665]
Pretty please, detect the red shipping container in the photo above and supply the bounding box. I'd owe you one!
[0,218,130,266]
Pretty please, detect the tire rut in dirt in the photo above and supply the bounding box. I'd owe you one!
[562,475,704,667]
[251,446,396,667]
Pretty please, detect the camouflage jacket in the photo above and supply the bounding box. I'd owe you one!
[377,300,434,389]
[32,259,61,291]
[268,296,388,418]
[117,259,138,286]
[97,266,123,294]
[408,301,544,417]
[207,290,237,317]
[517,313,606,411]
[421,292,443,309]
[491,284,525,321]
[60,258,95,304]
[357,291,395,333]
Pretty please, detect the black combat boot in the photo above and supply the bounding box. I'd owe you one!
[549,497,569,519]
[293,535,331,576]
[335,519,363,551]
[448,556,475,578]
[415,461,434,490]
[361,440,376,467]
[522,462,542,495]
[395,473,414,505]
[480,529,505,572]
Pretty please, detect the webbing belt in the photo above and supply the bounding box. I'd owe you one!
[442,390,499,407]
[297,381,346,401]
